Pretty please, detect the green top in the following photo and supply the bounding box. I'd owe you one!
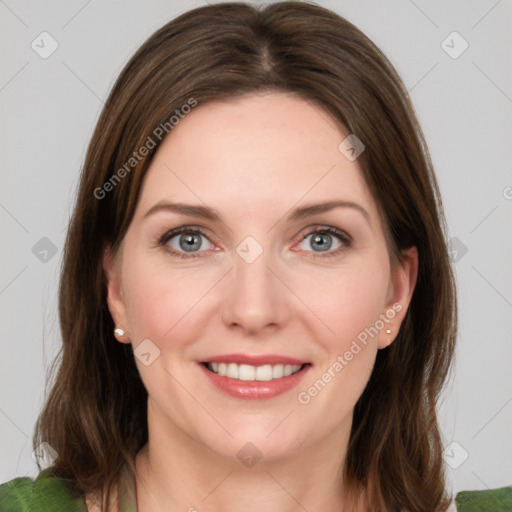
[455,486,512,511]
[0,470,511,511]
[0,467,137,511]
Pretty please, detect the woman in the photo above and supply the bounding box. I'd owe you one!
[0,1,462,510]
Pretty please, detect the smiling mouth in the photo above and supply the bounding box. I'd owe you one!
[202,362,310,381]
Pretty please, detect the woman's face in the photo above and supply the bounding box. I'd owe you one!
[105,92,416,462]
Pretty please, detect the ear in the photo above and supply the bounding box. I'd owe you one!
[377,246,418,349]
[103,245,130,344]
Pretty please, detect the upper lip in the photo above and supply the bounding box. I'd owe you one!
[200,353,310,366]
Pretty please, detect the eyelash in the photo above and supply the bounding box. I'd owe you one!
[158,225,352,260]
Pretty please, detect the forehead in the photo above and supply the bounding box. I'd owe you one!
[135,92,380,225]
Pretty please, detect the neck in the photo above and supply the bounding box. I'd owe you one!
[133,400,364,512]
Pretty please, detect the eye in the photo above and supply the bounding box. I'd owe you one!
[296,226,352,258]
[160,227,214,259]
[159,225,352,260]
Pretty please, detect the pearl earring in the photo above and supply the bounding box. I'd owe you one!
[114,327,131,344]
[385,329,391,335]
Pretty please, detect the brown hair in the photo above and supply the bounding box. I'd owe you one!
[33,2,457,510]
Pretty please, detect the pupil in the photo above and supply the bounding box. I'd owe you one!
[180,234,201,252]
[312,233,332,252]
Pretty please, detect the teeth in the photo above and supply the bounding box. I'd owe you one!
[207,362,303,381]
[256,365,273,381]
[272,364,283,378]
[226,363,238,379]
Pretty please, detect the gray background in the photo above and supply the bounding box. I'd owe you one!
[1,0,511,496]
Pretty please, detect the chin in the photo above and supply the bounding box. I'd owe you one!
[195,420,308,465]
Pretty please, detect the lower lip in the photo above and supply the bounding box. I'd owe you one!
[198,363,311,400]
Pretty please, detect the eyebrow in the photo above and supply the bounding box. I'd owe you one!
[143,199,371,226]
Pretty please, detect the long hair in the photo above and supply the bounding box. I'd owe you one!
[33,2,457,510]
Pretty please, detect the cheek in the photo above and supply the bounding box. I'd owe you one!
[295,265,388,421]
[123,245,390,346]
[121,251,220,343]
[297,257,390,347]
[121,257,220,403]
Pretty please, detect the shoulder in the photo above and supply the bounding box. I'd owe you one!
[454,485,512,511]
[0,470,87,511]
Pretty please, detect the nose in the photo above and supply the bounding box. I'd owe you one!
[221,248,290,336]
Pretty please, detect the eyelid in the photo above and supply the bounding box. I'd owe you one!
[296,224,352,243]
[159,225,215,245]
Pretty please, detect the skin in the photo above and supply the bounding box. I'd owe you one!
[100,92,418,512]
